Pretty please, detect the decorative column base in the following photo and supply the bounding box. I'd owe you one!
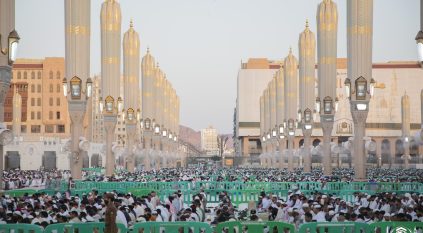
[321,121,334,176]
[68,101,87,180]
[125,123,137,172]
[351,109,369,181]
[104,115,117,176]
[287,136,294,172]
[303,129,312,173]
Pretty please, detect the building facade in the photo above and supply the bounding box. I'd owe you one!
[236,58,423,168]
[201,126,219,155]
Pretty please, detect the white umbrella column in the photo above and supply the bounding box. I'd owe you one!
[64,0,91,179]
[344,0,374,180]
[275,69,285,169]
[269,77,277,168]
[284,48,298,172]
[123,20,140,172]
[401,93,411,169]
[141,49,156,171]
[298,21,316,173]
[316,0,338,176]
[100,0,122,176]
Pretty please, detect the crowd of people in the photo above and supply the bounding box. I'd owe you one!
[1,185,422,229]
[1,166,423,229]
[3,167,423,191]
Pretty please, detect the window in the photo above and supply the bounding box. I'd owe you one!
[56,71,61,79]
[56,98,60,106]
[23,72,27,79]
[17,72,21,79]
[31,98,35,106]
[37,84,41,93]
[31,112,34,120]
[56,111,60,120]
[37,71,41,79]
[45,125,54,133]
[31,71,35,79]
[49,84,53,93]
[31,125,41,133]
[21,125,27,133]
[49,98,53,106]
[57,125,65,133]
[57,84,60,93]
[31,85,35,93]
[37,111,41,119]
[37,98,41,106]
[49,71,53,79]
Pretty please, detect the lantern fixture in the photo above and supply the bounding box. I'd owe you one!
[162,129,167,137]
[416,30,423,64]
[304,109,312,130]
[262,136,266,142]
[404,136,410,143]
[62,78,68,97]
[323,96,333,114]
[356,103,367,111]
[99,97,104,112]
[344,78,351,98]
[272,129,277,138]
[117,97,123,112]
[86,78,93,98]
[70,76,82,99]
[126,108,135,121]
[169,132,173,139]
[145,118,151,130]
[267,133,270,139]
[288,119,295,136]
[140,119,144,129]
[315,97,321,113]
[174,136,177,142]
[154,125,160,134]
[105,96,114,113]
[297,110,302,122]
[369,78,375,97]
[279,124,285,135]
[0,29,20,65]
[355,76,367,100]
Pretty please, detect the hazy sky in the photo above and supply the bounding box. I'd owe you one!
[16,0,419,134]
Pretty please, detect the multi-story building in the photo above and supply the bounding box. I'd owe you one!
[235,58,423,167]
[6,58,69,138]
[201,126,219,155]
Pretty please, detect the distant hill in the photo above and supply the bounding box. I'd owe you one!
[179,125,201,151]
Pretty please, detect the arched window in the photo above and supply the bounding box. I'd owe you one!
[37,71,41,79]
[31,71,35,79]
[17,72,21,79]
[56,71,61,79]
[23,72,27,79]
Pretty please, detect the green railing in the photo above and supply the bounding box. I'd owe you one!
[3,189,38,197]
[43,222,127,233]
[0,224,44,233]
[298,222,371,233]
[2,221,423,233]
[216,221,295,233]
[132,222,213,233]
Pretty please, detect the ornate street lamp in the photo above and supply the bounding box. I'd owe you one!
[278,124,285,139]
[144,118,151,130]
[0,29,20,65]
[344,76,376,111]
[62,76,93,100]
[287,119,295,136]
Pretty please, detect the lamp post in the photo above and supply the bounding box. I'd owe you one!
[416,0,423,65]
[269,77,277,168]
[100,0,122,176]
[299,20,316,173]
[401,93,411,169]
[346,0,374,180]
[0,0,19,190]
[64,0,90,180]
[284,48,298,172]
[275,69,286,169]
[316,0,338,176]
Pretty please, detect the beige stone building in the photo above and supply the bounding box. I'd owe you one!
[236,58,423,168]
[201,126,219,156]
[7,57,70,137]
